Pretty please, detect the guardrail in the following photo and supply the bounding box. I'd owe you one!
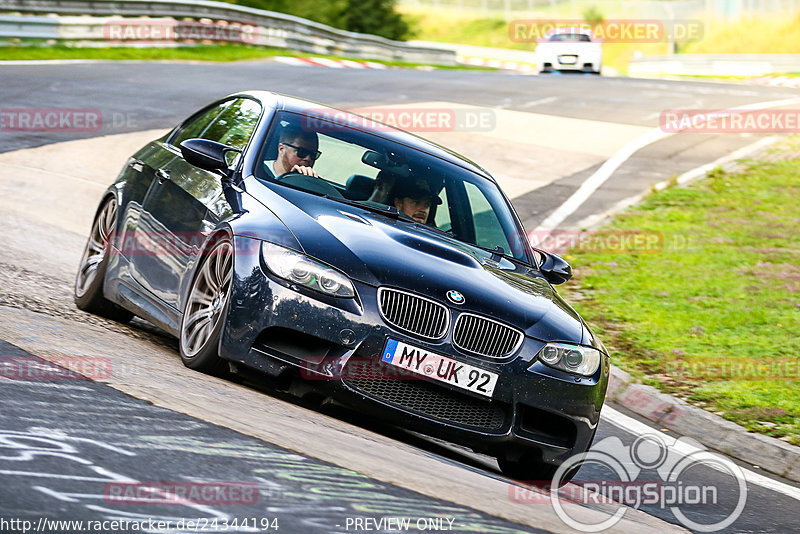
[630,54,800,77]
[0,0,456,65]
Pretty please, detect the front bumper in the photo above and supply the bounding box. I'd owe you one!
[220,237,608,464]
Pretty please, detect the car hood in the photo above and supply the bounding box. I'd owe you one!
[245,181,588,344]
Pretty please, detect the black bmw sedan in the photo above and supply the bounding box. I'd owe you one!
[75,91,610,482]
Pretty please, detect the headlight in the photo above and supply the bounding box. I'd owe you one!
[260,242,355,298]
[532,342,602,376]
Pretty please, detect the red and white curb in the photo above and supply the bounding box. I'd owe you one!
[748,75,800,88]
[273,56,387,69]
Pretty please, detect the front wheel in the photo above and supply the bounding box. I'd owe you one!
[74,197,134,322]
[179,236,234,374]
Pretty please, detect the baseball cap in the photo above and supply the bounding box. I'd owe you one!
[393,178,442,205]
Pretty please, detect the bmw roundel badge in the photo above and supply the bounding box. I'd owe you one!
[446,290,465,305]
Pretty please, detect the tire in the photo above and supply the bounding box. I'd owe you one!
[74,197,134,323]
[179,236,234,375]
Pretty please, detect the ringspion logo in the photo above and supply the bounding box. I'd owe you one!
[510,434,747,532]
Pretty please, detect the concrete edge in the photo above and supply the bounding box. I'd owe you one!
[607,365,800,483]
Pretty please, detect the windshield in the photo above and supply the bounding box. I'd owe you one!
[549,33,592,42]
[254,111,531,263]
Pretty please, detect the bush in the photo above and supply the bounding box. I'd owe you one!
[225,0,411,40]
[582,5,605,27]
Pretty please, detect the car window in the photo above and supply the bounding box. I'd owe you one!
[171,101,232,147]
[203,98,263,150]
[549,33,591,42]
[463,181,516,254]
[313,135,379,186]
[254,111,531,263]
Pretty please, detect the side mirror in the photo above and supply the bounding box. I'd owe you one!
[180,138,241,173]
[537,249,572,285]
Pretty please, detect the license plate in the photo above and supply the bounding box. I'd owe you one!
[559,55,578,64]
[381,339,498,397]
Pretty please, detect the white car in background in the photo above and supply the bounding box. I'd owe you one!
[536,27,602,74]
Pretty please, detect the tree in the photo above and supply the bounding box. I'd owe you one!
[340,0,411,41]
[226,0,410,41]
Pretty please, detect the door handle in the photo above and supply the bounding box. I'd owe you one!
[155,168,171,183]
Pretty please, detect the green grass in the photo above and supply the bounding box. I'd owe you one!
[687,15,800,54]
[0,42,493,70]
[401,7,674,74]
[401,7,800,74]
[0,43,291,61]
[558,137,800,445]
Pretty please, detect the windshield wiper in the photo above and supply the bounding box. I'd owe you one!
[472,243,525,265]
[325,196,404,220]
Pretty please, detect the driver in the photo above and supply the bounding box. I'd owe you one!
[391,179,442,224]
[266,127,321,177]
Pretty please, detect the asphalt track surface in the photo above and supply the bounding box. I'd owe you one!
[1,61,799,533]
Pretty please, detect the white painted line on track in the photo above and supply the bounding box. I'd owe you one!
[602,405,800,501]
[521,96,558,108]
[572,135,780,230]
[534,96,800,235]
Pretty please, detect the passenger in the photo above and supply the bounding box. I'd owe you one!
[391,179,442,224]
[366,170,399,204]
[265,127,321,177]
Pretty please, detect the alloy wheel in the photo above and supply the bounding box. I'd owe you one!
[180,240,234,358]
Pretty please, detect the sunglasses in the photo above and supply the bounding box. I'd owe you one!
[282,142,322,161]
